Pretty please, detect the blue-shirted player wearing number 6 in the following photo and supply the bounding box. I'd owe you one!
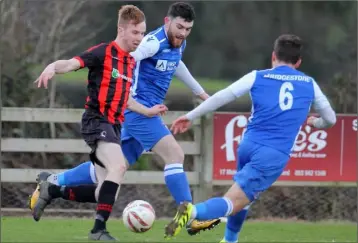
[166,34,337,242]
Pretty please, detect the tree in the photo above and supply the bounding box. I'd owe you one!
[0,0,110,166]
[21,0,110,137]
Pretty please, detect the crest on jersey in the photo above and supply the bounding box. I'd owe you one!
[147,36,155,42]
[155,60,167,71]
[111,68,133,83]
[112,68,119,78]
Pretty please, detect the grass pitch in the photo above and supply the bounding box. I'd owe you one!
[1,217,355,242]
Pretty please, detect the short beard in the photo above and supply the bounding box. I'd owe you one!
[167,30,183,48]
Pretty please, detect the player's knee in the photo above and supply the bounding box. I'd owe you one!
[155,143,185,163]
[168,144,185,163]
[176,149,185,163]
[153,135,185,163]
[224,183,251,214]
[108,163,127,177]
[105,163,127,185]
[163,150,184,164]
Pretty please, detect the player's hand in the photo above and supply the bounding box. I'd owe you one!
[198,92,210,101]
[307,116,318,127]
[147,104,168,117]
[34,64,56,89]
[171,115,192,134]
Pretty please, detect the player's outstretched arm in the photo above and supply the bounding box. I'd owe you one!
[174,60,209,100]
[171,71,256,134]
[127,95,168,117]
[36,44,105,89]
[170,88,237,134]
[307,80,337,128]
[35,59,81,89]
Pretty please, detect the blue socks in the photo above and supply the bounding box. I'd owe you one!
[164,163,192,204]
[193,197,233,220]
[224,205,250,243]
[47,161,97,186]
[192,197,249,243]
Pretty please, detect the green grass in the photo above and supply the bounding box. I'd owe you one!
[1,217,356,242]
[33,66,232,93]
[168,77,231,93]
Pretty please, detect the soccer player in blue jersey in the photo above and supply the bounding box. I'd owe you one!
[29,2,220,235]
[164,34,337,241]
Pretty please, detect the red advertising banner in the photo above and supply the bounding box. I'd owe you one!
[213,113,357,182]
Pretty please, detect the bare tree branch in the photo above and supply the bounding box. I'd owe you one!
[56,19,111,58]
[1,1,21,49]
[2,0,107,138]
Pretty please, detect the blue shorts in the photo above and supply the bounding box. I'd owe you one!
[233,139,289,202]
[121,110,171,165]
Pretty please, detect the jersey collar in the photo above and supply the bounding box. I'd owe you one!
[111,41,130,56]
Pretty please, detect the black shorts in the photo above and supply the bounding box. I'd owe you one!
[81,110,121,166]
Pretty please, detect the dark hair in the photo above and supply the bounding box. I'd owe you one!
[167,2,195,22]
[273,34,302,64]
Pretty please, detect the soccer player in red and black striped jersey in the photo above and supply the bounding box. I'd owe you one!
[33,5,167,241]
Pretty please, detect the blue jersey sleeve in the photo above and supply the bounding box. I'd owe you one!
[130,35,160,62]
